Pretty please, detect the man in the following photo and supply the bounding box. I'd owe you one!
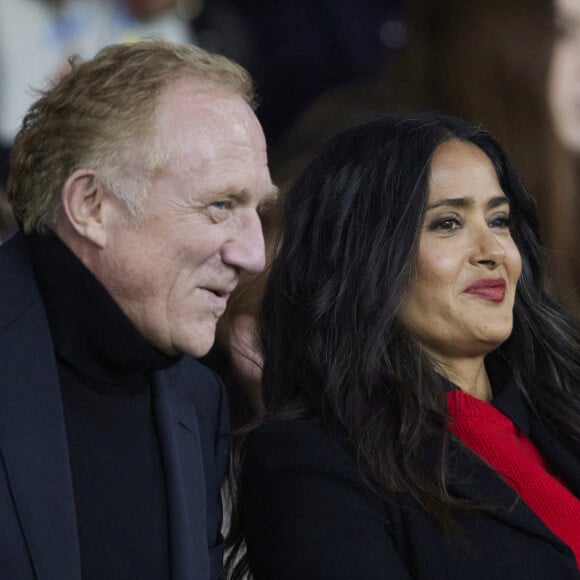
[0,40,276,579]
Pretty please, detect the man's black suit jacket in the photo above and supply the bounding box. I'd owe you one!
[0,233,228,580]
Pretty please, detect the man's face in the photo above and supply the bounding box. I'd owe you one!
[100,79,276,357]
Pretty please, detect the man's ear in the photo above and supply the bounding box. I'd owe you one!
[60,169,109,248]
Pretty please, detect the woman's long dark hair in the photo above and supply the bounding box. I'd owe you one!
[226,113,580,578]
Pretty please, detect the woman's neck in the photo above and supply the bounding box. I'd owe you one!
[435,357,492,401]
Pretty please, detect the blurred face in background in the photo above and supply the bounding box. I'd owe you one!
[549,0,580,153]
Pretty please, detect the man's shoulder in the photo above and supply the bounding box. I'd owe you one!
[0,232,42,331]
[0,229,26,266]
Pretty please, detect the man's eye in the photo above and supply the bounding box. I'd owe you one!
[210,201,231,211]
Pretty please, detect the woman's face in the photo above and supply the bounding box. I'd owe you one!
[399,140,522,365]
[549,0,580,153]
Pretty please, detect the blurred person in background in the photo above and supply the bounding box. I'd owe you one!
[550,0,580,156]
[548,0,580,315]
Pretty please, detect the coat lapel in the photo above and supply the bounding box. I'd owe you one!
[442,366,579,565]
[152,367,209,580]
[0,235,81,580]
[445,439,577,563]
[530,418,580,499]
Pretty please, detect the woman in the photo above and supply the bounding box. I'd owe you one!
[227,114,580,579]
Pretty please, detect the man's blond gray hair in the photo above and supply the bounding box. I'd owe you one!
[8,39,255,233]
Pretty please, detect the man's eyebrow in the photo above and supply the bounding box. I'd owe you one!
[426,195,509,211]
[240,186,280,208]
[202,186,279,204]
[260,186,280,206]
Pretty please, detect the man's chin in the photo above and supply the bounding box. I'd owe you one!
[173,334,217,359]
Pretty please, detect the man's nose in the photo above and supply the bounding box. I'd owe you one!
[222,208,266,273]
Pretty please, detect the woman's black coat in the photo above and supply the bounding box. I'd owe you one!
[241,383,580,579]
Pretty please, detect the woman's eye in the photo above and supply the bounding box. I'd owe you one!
[489,214,511,229]
[429,217,461,231]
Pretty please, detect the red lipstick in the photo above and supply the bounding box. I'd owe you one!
[464,278,506,303]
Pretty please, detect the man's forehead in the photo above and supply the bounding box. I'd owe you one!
[157,77,249,118]
[149,77,273,191]
[154,80,263,147]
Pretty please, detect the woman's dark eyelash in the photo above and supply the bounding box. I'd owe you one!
[490,215,511,226]
[428,217,460,230]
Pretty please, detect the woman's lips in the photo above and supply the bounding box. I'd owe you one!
[464,278,506,303]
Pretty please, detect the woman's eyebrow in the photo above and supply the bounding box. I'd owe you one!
[488,196,510,209]
[426,195,509,211]
[426,197,469,210]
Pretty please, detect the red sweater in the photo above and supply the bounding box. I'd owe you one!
[447,389,580,567]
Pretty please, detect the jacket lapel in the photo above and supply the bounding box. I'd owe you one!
[152,367,209,580]
[0,237,81,580]
[489,367,580,494]
[445,439,577,563]
[442,366,579,564]
[530,418,580,499]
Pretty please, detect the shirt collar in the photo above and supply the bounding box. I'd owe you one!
[25,231,179,385]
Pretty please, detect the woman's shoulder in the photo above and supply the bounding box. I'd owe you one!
[245,417,371,489]
[249,417,332,446]
[248,417,345,455]
[241,420,408,579]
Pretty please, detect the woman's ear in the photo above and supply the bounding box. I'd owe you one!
[60,169,108,248]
